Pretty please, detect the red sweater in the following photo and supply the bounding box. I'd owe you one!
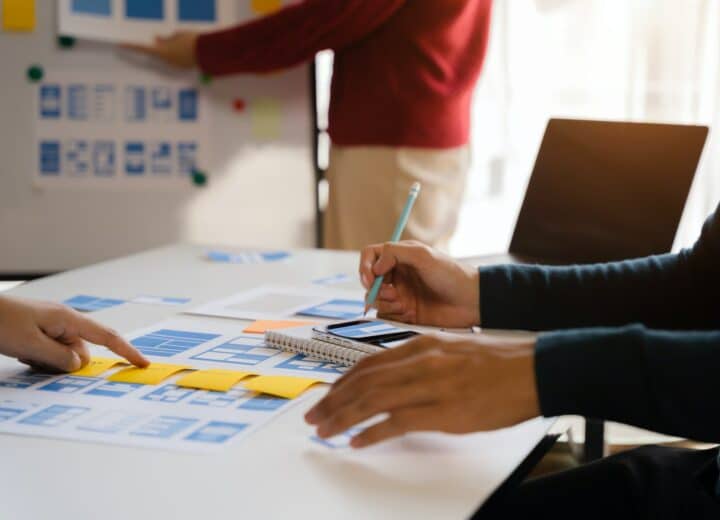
[196,0,493,148]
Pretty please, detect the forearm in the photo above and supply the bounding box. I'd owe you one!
[196,0,405,75]
[479,251,716,331]
[535,325,720,442]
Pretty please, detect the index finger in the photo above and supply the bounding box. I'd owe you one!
[74,316,149,368]
[359,243,384,290]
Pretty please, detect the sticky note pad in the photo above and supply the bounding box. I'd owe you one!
[2,0,36,31]
[175,369,254,392]
[251,98,281,140]
[243,320,317,334]
[251,0,281,15]
[243,375,321,399]
[72,357,126,377]
[107,363,189,385]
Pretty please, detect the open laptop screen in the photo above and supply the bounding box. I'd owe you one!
[509,118,708,264]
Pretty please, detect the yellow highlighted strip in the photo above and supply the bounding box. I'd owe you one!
[175,369,254,392]
[107,363,190,385]
[72,357,126,377]
[243,319,317,334]
[242,375,321,399]
[2,0,36,31]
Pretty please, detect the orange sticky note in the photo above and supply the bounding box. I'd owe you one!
[2,0,35,31]
[242,375,321,399]
[175,369,254,392]
[251,0,282,15]
[72,357,126,377]
[107,363,190,385]
[243,320,317,334]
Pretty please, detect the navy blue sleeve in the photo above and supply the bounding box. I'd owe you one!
[535,325,720,442]
[478,206,720,441]
[480,208,720,331]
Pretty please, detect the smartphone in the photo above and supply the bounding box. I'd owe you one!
[312,320,419,352]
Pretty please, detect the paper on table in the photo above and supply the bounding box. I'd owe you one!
[108,363,190,385]
[243,320,317,334]
[187,285,364,321]
[2,0,35,31]
[243,375,322,399]
[72,357,126,377]
[175,369,254,392]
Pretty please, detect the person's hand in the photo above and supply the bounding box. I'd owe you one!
[305,334,539,448]
[359,241,480,327]
[122,31,199,68]
[0,296,149,372]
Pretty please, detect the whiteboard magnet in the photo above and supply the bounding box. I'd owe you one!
[26,64,43,82]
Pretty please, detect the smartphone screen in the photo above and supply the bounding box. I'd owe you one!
[326,320,416,341]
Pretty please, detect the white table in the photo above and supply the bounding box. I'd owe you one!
[0,245,553,519]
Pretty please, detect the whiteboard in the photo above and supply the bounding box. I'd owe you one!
[0,1,316,274]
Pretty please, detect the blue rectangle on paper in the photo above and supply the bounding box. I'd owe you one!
[275,354,347,375]
[178,89,198,121]
[239,395,288,412]
[177,0,217,22]
[86,381,141,398]
[185,421,247,444]
[38,376,98,394]
[72,0,111,16]
[77,411,144,433]
[0,371,53,389]
[125,141,145,175]
[130,416,197,438]
[297,299,365,320]
[125,86,146,122]
[39,85,61,119]
[93,141,115,177]
[125,0,163,20]
[63,295,126,312]
[20,405,89,427]
[130,329,220,357]
[39,141,61,176]
[191,336,280,367]
[67,84,88,120]
[141,385,195,404]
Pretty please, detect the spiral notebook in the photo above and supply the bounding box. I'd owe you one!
[264,326,381,366]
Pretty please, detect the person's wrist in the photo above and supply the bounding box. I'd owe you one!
[508,340,540,422]
[458,263,481,326]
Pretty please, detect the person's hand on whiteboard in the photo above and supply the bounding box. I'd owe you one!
[0,296,149,373]
[359,241,480,327]
[122,31,199,68]
[306,334,540,447]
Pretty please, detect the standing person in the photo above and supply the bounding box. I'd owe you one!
[125,0,493,251]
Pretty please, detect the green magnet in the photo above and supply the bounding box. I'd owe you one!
[191,169,208,186]
[26,64,44,82]
[199,72,212,85]
[58,35,76,49]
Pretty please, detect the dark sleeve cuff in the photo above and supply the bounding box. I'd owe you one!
[534,324,648,420]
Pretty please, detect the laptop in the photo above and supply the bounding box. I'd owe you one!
[473,118,708,266]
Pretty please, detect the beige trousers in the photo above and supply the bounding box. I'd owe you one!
[323,145,470,251]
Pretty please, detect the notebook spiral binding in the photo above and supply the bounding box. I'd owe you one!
[265,330,367,366]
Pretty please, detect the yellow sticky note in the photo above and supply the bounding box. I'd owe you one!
[2,0,36,31]
[243,375,321,399]
[250,98,281,141]
[107,363,190,385]
[243,319,317,334]
[72,357,126,377]
[251,0,282,15]
[175,369,254,392]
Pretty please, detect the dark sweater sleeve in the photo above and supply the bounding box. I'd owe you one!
[196,0,406,75]
[535,325,720,442]
[480,208,720,331]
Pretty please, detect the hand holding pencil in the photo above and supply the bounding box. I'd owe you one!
[359,184,481,327]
